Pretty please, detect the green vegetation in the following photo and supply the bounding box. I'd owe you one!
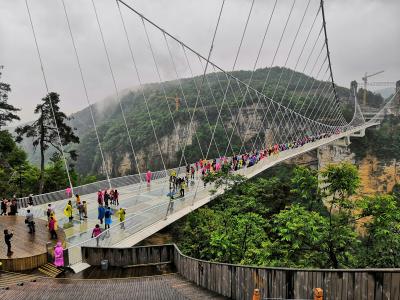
[16,92,80,193]
[0,66,20,128]
[0,67,92,197]
[173,163,400,268]
[350,115,400,160]
[357,88,384,108]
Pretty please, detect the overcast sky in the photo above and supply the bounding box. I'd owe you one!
[1,0,399,125]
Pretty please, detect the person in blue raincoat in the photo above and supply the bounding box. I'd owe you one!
[104,207,113,230]
[98,205,105,225]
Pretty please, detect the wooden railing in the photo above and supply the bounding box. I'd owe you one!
[81,244,400,300]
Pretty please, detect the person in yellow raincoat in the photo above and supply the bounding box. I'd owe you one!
[117,208,126,229]
[64,200,73,222]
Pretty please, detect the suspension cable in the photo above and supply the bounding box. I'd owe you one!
[239,0,297,150]
[116,0,346,136]
[265,0,312,144]
[274,4,320,140]
[25,0,74,193]
[60,0,111,188]
[139,27,189,168]
[205,0,256,159]
[320,0,340,108]
[91,0,143,182]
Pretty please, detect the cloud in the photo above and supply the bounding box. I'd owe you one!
[1,0,398,125]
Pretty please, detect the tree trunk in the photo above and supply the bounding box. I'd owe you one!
[38,140,45,194]
[38,117,45,194]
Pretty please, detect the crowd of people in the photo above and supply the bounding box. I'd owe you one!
[1,197,18,216]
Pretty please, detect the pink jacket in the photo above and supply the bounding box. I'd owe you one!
[54,242,64,267]
[49,219,56,231]
[146,171,152,183]
[92,227,102,238]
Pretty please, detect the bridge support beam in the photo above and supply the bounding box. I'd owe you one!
[349,128,365,137]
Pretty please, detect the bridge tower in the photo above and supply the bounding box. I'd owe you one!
[350,80,358,93]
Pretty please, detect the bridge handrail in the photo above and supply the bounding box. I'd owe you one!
[66,182,207,265]
[17,166,185,208]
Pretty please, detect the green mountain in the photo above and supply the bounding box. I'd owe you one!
[20,67,353,178]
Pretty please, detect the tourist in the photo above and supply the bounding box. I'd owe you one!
[64,200,73,223]
[191,166,195,180]
[75,194,81,207]
[91,224,102,247]
[6,199,11,215]
[9,198,18,215]
[83,201,88,218]
[180,179,186,197]
[77,202,84,221]
[117,207,126,229]
[25,209,35,233]
[46,204,54,221]
[48,216,58,240]
[114,189,119,206]
[104,207,112,230]
[97,190,103,206]
[65,186,72,198]
[4,229,13,256]
[98,205,105,225]
[170,169,177,190]
[146,170,152,187]
[53,241,64,268]
[104,190,109,207]
[1,198,7,215]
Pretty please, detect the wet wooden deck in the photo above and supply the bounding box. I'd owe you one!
[0,216,66,271]
[0,273,227,300]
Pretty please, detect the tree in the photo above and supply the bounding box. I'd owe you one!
[0,130,36,196]
[0,66,20,128]
[358,195,400,267]
[16,92,79,193]
[290,166,322,211]
[320,163,361,268]
[209,212,266,264]
[258,205,330,268]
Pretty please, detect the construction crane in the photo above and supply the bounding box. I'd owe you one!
[361,70,384,105]
[166,95,181,112]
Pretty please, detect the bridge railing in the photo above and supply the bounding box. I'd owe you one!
[66,181,208,266]
[17,167,185,208]
[78,244,400,300]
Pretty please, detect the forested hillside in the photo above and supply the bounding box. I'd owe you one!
[23,66,350,178]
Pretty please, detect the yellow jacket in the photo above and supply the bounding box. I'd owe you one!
[64,204,73,218]
[117,209,126,222]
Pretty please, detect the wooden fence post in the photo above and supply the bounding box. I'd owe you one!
[314,288,323,300]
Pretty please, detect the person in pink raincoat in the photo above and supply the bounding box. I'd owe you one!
[54,241,64,267]
[146,170,152,186]
[65,186,72,198]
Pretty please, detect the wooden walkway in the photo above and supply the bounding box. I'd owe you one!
[0,274,227,300]
[0,216,66,271]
